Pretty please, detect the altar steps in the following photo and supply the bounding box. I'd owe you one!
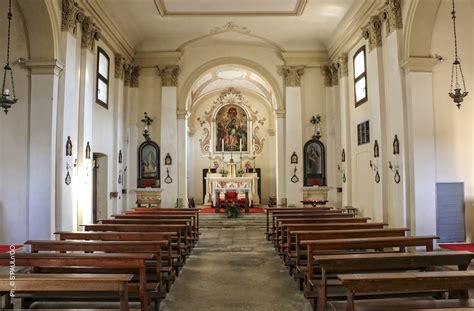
[199,214,266,229]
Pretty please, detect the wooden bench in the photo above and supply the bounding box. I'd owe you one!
[265,207,333,240]
[337,270,474,311]
[0,252,153,311]
[301,236,439,297]
[315,251,474,311]
[54,231,176,290]
[0,273,132,311]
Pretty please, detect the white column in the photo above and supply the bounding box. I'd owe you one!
[55,31,80,231]
[275,111,286,205]
[403,60,437,236]
[160,86,178,207]
[382,29,408,228]
[177,111,188,206]
[26,60,63,239]
[76,47,94,225]
[337,55,352,207]
[268,129,277,199]
[187,133,195,203]
[285,87,303,206]
[325,81,339,205]
[126,75,139,209]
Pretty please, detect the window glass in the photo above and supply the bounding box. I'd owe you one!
[355,77,367,103]
[97,79,108,103]
[98,52,109,78]
[354,50,365,78]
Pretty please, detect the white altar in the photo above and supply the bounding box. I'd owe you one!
[205,173,260,205]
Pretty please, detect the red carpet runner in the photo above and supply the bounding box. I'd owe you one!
[0,245,22,253]
[200,208,265,214]
[439,243,474,252]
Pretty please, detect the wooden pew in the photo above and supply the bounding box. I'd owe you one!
[0,252,154,311]
[337,270,474,311]
[54,231,176,290]
[265,207,333,240]
[301,235,439,298]
[0,273,132,311]
[315,251,474,311]
[82,224,189,263]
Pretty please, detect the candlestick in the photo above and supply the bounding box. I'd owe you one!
[239,139,242,152]
[221,139,224,153]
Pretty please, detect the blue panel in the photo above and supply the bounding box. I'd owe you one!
[436,183,465,243]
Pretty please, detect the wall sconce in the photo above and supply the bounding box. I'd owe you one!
[65,162,72,185]
[388,135,401,184]
[74,158,78,167]
[118,150,123,163]
[290,166,299,183]
[341,148,345,162]
[85,142,91,159]
[141,112,153,141]
[290,152,298,164]
[165,153,172,165]
[337,164,346,183]
[66,136,73,156]
[369,140,380,183]
[164,168,173,184]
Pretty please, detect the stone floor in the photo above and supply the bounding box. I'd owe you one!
[160,228,312,311]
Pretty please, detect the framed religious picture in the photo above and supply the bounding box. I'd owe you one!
[137,140,160,188]
[215,104,248,152]
[303,136,326,186]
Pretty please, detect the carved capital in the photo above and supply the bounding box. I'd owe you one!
[61,0,81,34]
[337,53,348,77]
[321,66,333,87]
[381,0,403,35]
[159,65,180,87]
[124,64,131,87]
[282,66,305,87]
[362,15,382,51]
[115,54,126,79]
[130,66,140,88]
[331,64,339,86]
[81,16,101,51]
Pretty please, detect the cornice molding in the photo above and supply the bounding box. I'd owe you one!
[280,51,329,67]
[78,0,134,61]
[134,51,183,67]
[26,59,65,75]
[400,57,437,73]
[328,0,384,61]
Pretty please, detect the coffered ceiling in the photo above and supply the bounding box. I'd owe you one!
[87,0,363,53]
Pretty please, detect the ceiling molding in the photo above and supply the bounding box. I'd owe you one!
[154,0,307,17]
[327,0,384,61]
[280,51,330,67]
[134,51,183,67]
[79,0,135,61]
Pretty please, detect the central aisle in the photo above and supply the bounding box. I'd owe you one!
[161,225,313,310]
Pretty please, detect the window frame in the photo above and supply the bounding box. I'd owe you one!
[96,47,110,109]
[353,46,368,107]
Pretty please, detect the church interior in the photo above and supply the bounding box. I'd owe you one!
[1,0,474,310]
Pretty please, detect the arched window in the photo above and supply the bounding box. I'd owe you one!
[353,46,367,107]
[96,47,110,109]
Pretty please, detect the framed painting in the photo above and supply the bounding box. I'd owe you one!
[215,104,248,152]
[303,137,326,186]
[137,140,160,188]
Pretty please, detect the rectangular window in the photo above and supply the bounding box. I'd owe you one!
[353,46,367,107]
[357,120,370,145]
[96,47,109,109]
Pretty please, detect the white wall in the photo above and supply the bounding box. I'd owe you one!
[0,1,30,244]
[431,0,474,241]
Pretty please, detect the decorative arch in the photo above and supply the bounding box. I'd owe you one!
[179,57,283,112]
[17,0,59,60]
[403,0,441,60]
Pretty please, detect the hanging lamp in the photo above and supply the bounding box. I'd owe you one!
[448,0,468,109]
[0,0,18,114]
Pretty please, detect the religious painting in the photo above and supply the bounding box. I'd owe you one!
[215,104,248,152]
[137,141,160,188]
[303,137,326,186]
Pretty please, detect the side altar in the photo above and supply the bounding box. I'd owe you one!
[205,174,260,206]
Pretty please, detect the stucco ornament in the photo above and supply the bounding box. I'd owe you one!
[282,66,305,87]
[159,65,180,87]
[61,0,81,34]
[362,15,382,51]
[81,16,101,51]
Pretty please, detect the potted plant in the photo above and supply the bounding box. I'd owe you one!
[224,203,240,218]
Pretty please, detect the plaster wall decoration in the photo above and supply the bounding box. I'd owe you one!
[61,0,82,34]
[321,66,333,87]
[130,66,140,88]
[115,54,127,79]
[124,64,131,87]
[197,88,266,155]
[337,54,349,77]
[331,64,339,86]
[210,22,251,34]
[282,66,305,87]
[81,15,101,51]
[381,0,402,35]
[362,15,382,51]
[159,65,180,87]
